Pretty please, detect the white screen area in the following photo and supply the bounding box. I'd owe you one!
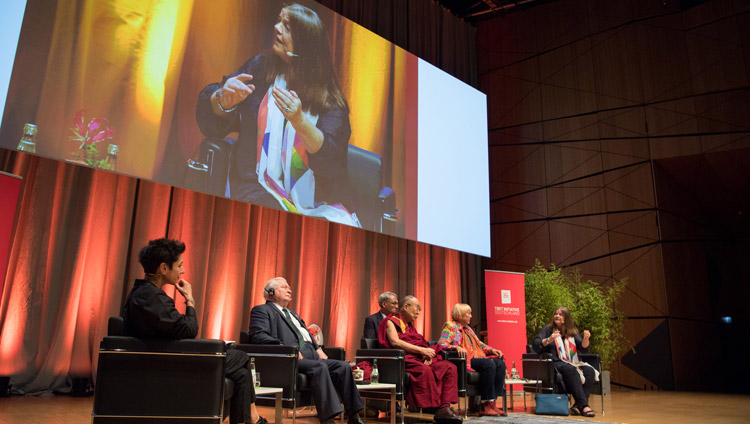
[417,58,490,257]
[0,1,27,122]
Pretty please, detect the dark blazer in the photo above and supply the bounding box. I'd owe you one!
[121,279,198,340]
[249,301,320,350]
[532,326,588,361]
[362,312,385,340]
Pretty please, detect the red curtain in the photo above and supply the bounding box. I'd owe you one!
[0,151,480,392]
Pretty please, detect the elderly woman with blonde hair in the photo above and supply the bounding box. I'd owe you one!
[438,303,507,416]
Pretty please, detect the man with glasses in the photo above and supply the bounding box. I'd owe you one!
[377,296,462,424]
[363,291,399,339]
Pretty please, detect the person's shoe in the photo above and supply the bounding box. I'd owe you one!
[255,417,269,424]
[490,402,506,416]
[479,402,499,416]
[348,412,366,424]
[581,406,596,417]
[433,406,462,424]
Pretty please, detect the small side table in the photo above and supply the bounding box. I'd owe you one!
[502,379,540,414]
[354,383,397,424]
[255,387,284,423]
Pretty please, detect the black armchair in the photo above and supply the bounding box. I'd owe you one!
[187,138,397,232]
[356,338,407,424]
[439,350,487,417]
[92,317,232,424]
[521,345,604,414]
[237,331,345,424]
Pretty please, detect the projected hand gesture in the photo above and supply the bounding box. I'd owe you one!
[272,86,301,122]
[218,74,255,110]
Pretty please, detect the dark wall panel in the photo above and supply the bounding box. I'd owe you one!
[479,0,750,391]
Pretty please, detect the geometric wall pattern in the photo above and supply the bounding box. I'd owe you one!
[476,0,750,391]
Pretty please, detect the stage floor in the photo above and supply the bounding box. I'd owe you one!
[0,389,748,423]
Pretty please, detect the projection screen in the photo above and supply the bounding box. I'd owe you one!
[0,0,490,257]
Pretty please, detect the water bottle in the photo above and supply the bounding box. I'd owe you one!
[17,123,37,153]
[511,361,519,379]
[371,358,379,384]
[250,357,257,386]
[103,144,119,171]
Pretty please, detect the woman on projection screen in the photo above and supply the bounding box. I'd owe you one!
[196,3,358,227]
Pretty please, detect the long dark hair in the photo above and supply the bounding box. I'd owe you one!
[545,306,579,338]
[268,3,348,116]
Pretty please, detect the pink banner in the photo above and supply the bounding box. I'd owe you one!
[485,270,526,394]
[0,171,22,298]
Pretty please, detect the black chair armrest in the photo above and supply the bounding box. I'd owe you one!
[356,348,404,358]
[323,346,346,360]
[522,352,554,360]
[100,336,227,354]
[441,354,467,392]
[235,344,298,355]
[440,350,460,360]
[579,353,601,371]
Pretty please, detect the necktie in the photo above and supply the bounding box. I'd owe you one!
[283,308,306,350]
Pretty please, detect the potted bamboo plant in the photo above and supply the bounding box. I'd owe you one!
[524,259,629,392]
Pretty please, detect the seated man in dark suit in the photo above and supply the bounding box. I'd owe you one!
[249,277,364,424]
[122,238,265,424]
[362,291,398,340]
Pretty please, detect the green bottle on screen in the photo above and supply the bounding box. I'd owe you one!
[17,123,37,154]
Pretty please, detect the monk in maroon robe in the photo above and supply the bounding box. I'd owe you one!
[377,295,462,424]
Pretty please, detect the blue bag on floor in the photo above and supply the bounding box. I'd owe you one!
[534,393,570,416]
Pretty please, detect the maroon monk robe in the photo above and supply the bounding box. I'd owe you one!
[377,313,458,408]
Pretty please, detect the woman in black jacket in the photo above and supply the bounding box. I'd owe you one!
[533,307,598,417]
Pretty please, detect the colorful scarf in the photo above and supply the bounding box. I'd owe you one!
[256,76,361,227]
[554,336,600,384]
[459,326,486,360]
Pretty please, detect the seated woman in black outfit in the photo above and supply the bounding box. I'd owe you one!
[122,238,265,424]
[533,307,598,417]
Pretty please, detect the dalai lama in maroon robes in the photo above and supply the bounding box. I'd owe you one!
[377,295,462,424]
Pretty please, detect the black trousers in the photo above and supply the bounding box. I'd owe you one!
[299,343,364,422]
[554,361,595,409]
[226,347,256,424]
[470,357,506,401]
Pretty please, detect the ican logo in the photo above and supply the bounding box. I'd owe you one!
[501,289,511,304]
